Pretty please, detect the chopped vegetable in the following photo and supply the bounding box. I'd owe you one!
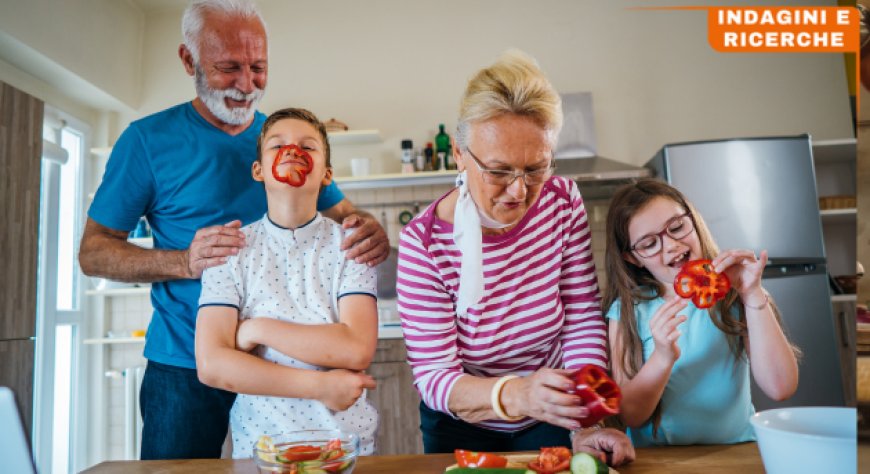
[673,259,731,309]
[572,365,621,427]
[447,468,535,474]
[272,144,314,187]
[569,452,609,474]
[455,449,509,468]
[257,437,351,474]
[528,446,572,473]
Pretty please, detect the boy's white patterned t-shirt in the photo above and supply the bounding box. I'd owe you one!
[199,213,378,457]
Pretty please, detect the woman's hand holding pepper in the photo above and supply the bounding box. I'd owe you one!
[712,249,768,306]
[502,368,589,430]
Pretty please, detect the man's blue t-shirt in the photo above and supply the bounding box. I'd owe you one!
[88,102,344,369]
[605,296,755,447]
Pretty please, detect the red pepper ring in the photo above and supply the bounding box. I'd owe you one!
[673,259,731,309]
[571,365,621,427]
[272,144,314,187]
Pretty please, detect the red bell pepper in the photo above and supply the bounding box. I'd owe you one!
[454,449,508,468]
[673,259,731,309]
[272,144,314,187]
[528,446,572,474]
[278,444,322,462]
[321,438,345,472]
[572,365,621,427]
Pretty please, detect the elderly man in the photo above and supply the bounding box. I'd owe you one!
[78,0,388,460]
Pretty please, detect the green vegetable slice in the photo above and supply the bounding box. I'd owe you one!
[569,452,608,474]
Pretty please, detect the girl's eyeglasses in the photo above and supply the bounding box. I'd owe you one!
[630,212,694,258]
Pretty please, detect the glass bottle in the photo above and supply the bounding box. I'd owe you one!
[435,124,451,170]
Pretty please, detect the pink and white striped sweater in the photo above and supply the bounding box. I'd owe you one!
[396,176,608,432]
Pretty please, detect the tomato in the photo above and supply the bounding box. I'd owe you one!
[673,259,731,309]
[528,446,571,473]
[278,444,322,462]
[454,449,509,468]
[272,144,314,187]
[572,365,622,427]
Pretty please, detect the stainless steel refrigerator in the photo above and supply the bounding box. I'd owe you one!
[646,134,846,410]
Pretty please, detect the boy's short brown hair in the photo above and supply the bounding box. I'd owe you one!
[257,108,331,168]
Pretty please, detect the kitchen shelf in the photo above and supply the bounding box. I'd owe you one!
[334,170,458,190]
[83,337,145,345]
[128,237,153,249]
[831,294,857,303]
[820,208,857,224]
[85,285,151,296]
[90,147,112,158]
[327,129,381,145]
[812,138,856,164]
[89,130,381,161]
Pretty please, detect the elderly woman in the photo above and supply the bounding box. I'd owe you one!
[396,51,634,465]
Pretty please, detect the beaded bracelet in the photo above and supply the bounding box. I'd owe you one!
[490,375,523,421]
[744,292,769,310]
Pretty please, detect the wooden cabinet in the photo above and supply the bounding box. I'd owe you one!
[367,338,423,455]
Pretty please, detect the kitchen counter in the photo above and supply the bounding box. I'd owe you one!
[80,442,843,473]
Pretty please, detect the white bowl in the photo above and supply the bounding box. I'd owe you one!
[750,406,856,474]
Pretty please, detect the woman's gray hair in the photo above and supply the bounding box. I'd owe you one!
[182,0,266,62]
[454,49,562,151]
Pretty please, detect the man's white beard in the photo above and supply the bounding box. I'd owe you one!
[195,65,264,126]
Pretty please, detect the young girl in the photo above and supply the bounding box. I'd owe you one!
[602,179,799,447]
[195,108,379,457]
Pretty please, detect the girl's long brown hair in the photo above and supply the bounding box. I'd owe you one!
[601,179,792,437]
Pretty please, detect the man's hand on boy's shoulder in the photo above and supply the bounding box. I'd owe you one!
[185,220,245,278]
[340,213,389,266]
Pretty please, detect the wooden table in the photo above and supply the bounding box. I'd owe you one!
[82,442,773,473]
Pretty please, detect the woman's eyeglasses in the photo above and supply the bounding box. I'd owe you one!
[464,148,555,186]
[630,212,695,258]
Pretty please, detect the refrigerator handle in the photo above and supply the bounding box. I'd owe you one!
[838,310,850,348]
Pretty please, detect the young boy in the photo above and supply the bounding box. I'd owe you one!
[195,108,379,457]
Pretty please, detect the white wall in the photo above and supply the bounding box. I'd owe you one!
[136,0,853,177]
[0,0,144,110]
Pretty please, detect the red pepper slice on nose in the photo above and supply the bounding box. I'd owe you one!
[572,365,621,427]
[673,259,731,309]
[272,144,314,187]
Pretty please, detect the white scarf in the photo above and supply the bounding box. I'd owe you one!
[452,171,511,316]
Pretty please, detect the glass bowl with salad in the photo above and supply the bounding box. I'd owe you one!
[253,429,359,474]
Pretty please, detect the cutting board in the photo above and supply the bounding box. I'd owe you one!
[444,453,618,473]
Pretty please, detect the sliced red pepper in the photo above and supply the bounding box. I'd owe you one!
[528,446,572,473]
[572,364,622,427]
[278,444,322,462]
[454,449,508,468]
[673,259,731,309]
[320,438,345,472]
[272,144,314,187]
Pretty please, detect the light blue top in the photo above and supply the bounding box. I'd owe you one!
[606,295,756,447]
[88,102,344,368]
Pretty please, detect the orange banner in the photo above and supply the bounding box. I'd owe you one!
[707,6,858,53]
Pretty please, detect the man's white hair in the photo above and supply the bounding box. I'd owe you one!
[181,0,266,62]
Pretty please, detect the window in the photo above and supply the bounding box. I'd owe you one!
[35,106,88,474]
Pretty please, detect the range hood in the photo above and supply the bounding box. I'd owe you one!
[553,92,649,184]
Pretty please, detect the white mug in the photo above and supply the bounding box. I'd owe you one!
[350,157,371,177]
